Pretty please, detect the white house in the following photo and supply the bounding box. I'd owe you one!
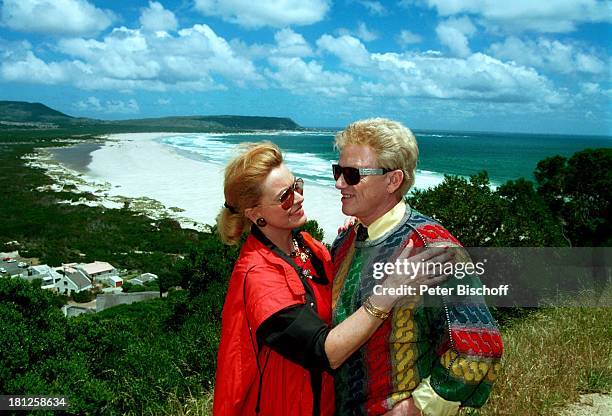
[57,266,92,295]
[28,265,63,289]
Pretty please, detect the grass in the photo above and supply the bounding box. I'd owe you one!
[160,390,214,416]
[466,287,612,416]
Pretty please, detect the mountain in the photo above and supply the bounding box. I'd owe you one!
[0,101,301,131]
[0,101,75,124]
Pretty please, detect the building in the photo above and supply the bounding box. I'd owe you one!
[58,266,92,295]
[28,265,63,289]
[140,273,158,282]
[75,261,117,284]
[131,272,158,286]
[107,275,123,288]
[62,304,95,317]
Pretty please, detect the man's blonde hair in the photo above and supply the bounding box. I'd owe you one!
[335,118,418,195]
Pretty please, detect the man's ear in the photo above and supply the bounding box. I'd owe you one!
[387,169,404,194]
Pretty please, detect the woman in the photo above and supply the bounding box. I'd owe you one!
[213,142,451,416]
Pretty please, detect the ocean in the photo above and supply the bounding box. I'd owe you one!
[159,130,612,189]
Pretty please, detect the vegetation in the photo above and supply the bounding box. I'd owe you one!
[407,172,567,247]
[0,123,609,414]
[0,100,301,132]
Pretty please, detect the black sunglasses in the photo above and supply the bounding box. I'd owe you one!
[332,164,393,185]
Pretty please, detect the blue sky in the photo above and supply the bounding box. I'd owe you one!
[0,0,610,135]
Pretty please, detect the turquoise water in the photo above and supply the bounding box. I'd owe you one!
[160,130,611,189]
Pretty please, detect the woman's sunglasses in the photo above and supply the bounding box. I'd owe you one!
[277,178,304,210]
[332,164,393,186]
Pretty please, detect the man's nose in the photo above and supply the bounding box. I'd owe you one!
[335,173,347,189]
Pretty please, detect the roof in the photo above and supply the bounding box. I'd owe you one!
[66,270,92,290]
[139,273,158,282]
[109,276,123,283]
[79,261,115,276]
[31,265,53,274]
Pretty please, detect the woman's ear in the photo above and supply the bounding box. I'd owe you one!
[244,206,259,224]
[387,169,404,194]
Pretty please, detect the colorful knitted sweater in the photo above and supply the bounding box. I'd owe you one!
[331,205,503,415]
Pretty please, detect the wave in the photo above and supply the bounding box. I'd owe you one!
[417,133,472,139]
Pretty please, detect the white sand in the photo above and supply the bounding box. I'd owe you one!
[86,133,349,243]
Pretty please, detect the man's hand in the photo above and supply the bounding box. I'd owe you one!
[382,397,421,415]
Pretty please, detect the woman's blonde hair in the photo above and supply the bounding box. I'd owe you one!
[216,141,283,245]
[335,118,418,195]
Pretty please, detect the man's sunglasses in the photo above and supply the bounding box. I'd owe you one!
[277,178,304,210]
[332,164,393,186]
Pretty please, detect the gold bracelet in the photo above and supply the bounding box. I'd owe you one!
[363,297,391,320]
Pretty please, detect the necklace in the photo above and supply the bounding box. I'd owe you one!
[290,238,311,262]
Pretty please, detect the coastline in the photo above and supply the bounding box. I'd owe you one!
[47,142,104,173]
[31,132,349,242]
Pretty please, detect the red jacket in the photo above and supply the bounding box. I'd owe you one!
[213,231,335,416]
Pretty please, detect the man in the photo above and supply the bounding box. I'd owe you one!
[331,118,503,415]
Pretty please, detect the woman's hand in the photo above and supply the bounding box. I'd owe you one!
[371,240,455,310]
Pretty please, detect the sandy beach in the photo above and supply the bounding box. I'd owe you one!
[47,132,348,243]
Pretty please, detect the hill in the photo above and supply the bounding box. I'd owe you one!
[110,114,300,130]
[0,100,75,124]
[0,101,301,131]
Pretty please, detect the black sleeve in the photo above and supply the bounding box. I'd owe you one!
[256,304,332,371]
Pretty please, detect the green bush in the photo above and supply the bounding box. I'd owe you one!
[71,289,94,303]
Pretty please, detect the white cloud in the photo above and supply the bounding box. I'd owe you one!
[140,1,178,32]
[436,17,476,57]
[365,52,566,106]
[157,98,171,105]
[357,1,387,16]
[265,57,352,97]
[316,34,371,67]
[1,0,114,36]
[228,29,313,61]
[575,53,606,74]
[1,24,261,91]
[409,0,612,33]
[75,96,140,114]
[489,37,606,74]
[355,22,379,42]
[1,50,71,84]
[580,82,600,95]
[397,30,423,46]
[338,22,379,42]
[193,0,329,28]
[274,28,313,57]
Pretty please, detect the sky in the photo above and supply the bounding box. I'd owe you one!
[0,0,611,135]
